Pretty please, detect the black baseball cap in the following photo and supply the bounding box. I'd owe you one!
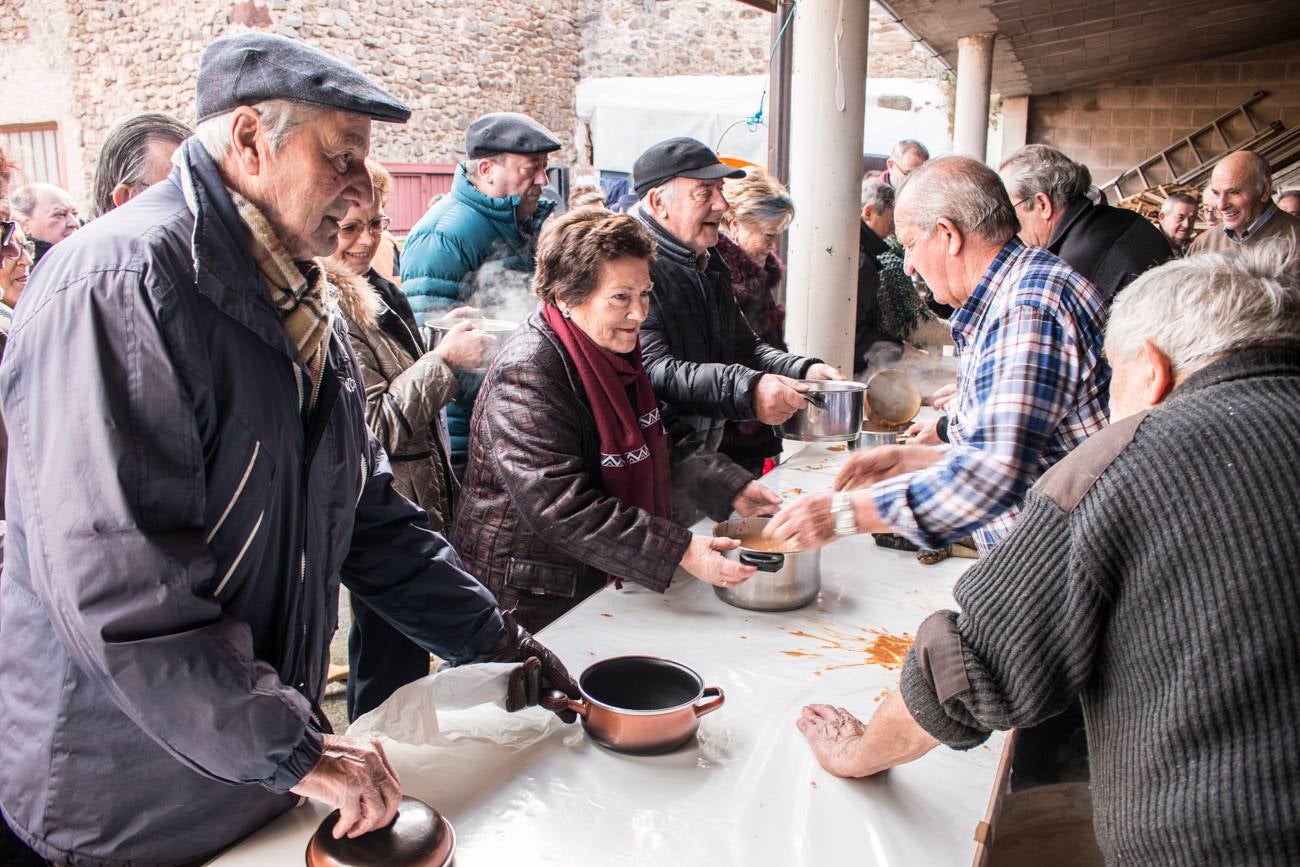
[196,33,410,123]
[632,137,746,199]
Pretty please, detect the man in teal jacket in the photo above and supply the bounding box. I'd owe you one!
[401,112,561,476]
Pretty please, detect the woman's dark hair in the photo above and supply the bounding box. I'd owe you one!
[532,207,656,306]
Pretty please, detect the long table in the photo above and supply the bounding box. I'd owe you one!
[211,440,1004,866]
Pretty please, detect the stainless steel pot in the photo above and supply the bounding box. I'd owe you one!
[425,316,519,373]
[856,421,911,449]
[712,517,821,611]
[775,380,866,442]
[544,656,724,755]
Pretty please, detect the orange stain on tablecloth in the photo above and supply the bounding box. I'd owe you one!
[783,625,915,672]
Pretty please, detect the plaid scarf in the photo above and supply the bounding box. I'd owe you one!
[174,140,334,410]
[226,190,334,408]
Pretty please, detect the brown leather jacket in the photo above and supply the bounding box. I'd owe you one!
[329,264,457,531]
[451,311,753,629]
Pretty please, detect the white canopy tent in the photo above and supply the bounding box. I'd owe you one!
[575,74,953,173]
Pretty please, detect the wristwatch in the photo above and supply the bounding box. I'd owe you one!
[830,492,857,537]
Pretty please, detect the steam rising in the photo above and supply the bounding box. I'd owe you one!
[859,336,958,398]
[464,259,539,326]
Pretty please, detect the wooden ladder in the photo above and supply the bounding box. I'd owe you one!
[1101,91,1270,201]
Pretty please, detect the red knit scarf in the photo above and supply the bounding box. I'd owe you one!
[542,304,672,525]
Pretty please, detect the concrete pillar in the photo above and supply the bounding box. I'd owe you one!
[783,0,870,377]
[953,33,996,162]
[999,95,1030,163]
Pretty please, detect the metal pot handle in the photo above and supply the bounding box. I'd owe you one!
[739,550,785,572]
[541,689,589,718]
[693,686,725,718]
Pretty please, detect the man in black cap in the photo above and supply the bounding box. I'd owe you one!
[0,33,574,867]
[401,110,562,478]
[631,137,843,516]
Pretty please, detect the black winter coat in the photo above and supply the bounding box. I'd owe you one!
[636,210,818,451]
[0,141,506,867]
[1047,197,1172,303]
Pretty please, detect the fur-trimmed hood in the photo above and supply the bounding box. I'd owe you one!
[321,259,384,329]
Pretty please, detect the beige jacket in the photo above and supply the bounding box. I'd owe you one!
[329,265,458,531]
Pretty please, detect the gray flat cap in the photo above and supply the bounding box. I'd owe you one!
[465,112,562,159]
[196,33,410,123]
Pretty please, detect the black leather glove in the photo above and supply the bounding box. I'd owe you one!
[481,610,580,723]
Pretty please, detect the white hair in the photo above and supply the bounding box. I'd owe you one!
[860,177,895,213]
[10,182,68,218]
[898,156,1020,246]
[1159,192,1198,216]
[890,139,930,163]
[193,99,322,162]
[649,179,678,202]
[1105,241,1300,377]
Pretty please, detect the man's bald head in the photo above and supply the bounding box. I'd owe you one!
[1207,151,1272,233]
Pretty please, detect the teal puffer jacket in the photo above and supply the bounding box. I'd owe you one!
[400,162,555,468]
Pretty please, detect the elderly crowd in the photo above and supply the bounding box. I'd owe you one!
[0,30,1297,867]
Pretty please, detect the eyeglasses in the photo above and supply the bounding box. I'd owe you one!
[0,220,15,249]
[338,217,391,240]
[1011,197,1031,210]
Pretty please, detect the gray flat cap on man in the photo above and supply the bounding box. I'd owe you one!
[464,112,562,159]
[632,137,746,198]
[196,33,411,123]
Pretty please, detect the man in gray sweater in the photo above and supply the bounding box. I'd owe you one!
[797,244,1300,864]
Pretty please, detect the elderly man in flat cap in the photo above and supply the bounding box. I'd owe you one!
[400,111,562,477]
[0,34,575,867]
[631,137,843,518]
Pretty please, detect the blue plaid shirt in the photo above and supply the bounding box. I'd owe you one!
[871,238,1110,551]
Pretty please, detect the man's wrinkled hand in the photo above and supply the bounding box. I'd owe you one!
[804,363,846,382]
[291,734,401,840]
[753,374,809,424]
[926,382,957,410]
[764,492,838,551]
[835,445,945,491]
[443,306,481,322]
[903,417,942,445]
[733,480,782,517]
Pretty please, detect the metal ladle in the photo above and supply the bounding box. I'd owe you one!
[865,369,922,427]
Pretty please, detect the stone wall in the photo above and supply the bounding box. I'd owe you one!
[0,0,947,205]
[1027,39,1300,196]
[577,0,947,81]
[1,0,582,200]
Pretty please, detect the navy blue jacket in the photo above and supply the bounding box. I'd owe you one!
[0,140,505,866]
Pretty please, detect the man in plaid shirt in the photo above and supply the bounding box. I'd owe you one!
[768,156,1109,554]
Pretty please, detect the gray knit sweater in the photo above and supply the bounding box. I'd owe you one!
[901,346,1300,865]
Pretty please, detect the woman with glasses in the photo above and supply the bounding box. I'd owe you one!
[0,226,33,313]
[321,159,497,720]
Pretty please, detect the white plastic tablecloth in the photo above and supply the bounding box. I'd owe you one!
[210,441,1003,866]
